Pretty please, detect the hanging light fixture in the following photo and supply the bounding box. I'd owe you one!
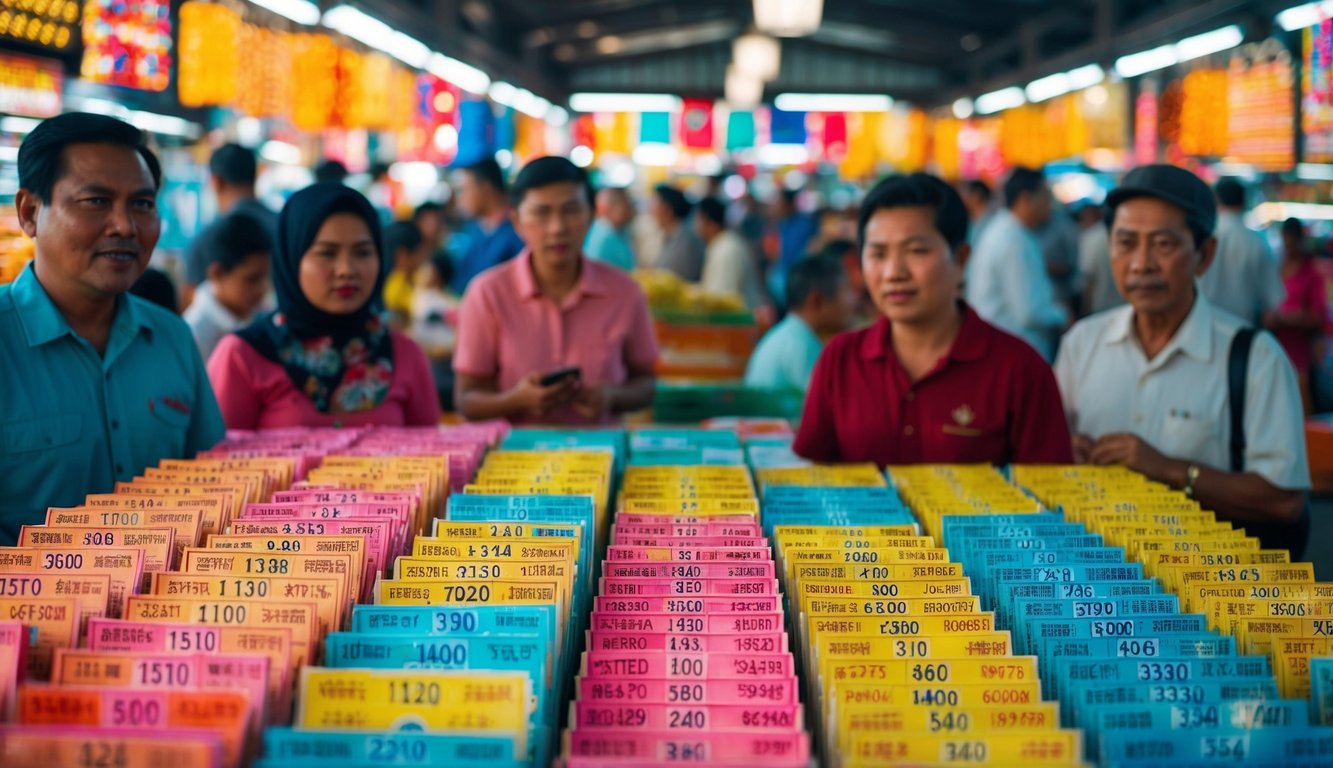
[733,32,780,81]
[753,0,823,37]
[725,65,763,108]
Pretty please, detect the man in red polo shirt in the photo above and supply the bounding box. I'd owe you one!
[794,173,1072,466]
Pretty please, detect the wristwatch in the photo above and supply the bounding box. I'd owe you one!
[1183,464,1201,499]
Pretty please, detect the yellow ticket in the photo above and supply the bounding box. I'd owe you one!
[810,614,997,639]
[151,573,345,637]
[376,579,563,610]
[125,595,318,668]
[821,657,1038,689]
[180,549,355,611]
[779,536,935,551]
[0,547,142,616]
[801,596,983,618]
[296,667,529,747]
[1272,636,1333,699]
[795,578,973,602]
[827,680,1045,712]
[81,493,227,538]
[428,520,583,542]
[792,563,965,582]
[393,558,572,585]
[19,525,175,573]
[774,525,919,539]
[410,538,576,562]
[1237,617,1333,657]
[205,535,370,595]
[846,729,1082,767]
[814,633,1012,662]
[832,704,1061,758]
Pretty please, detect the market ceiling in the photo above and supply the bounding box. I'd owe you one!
[376,0,1307,108]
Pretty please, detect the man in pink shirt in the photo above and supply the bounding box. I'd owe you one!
[453,156,659,423]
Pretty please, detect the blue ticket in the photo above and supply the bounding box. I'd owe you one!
[984,563,1145,602]
[1054,656,1273,712]
[1026,615,1211,669]
[1040,634,1236,691]
[942,523,1088,547]
[350,604,556,645]
[957,535,1105,569]
[1086,699,1310,756]
[261,728,521,767]
[1066,678,1280,728]
[1013,595,1181,654]
[996,579,1159,621]
[1099,726,1333,766]
[974,546,1130,574]
[1313,657,1333,725]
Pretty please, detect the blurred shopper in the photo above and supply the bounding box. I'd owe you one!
[960,179,996,247]
[183,143,277,305]
[130,268,179,313]
[414,200,455,291]
[208,184,440,429]
[1,113,223,542]
[454,157,658,424]
[451,158,524,294]
[584,186,636,271]
[1077,201,1122,316]
[183,212,272,361]
[697,197,762,310]
[382,221,430,331]
[313,159,349,185]
[1265,217,1328,415]
[767,188,817,307]
[1041,201,1081,306]
[652,184,704,282]
[794,173,1072,466]
[1199,178,1283,325]
[1056,164,1309,556]
[744,255,856,392]
[965,166,1069,361]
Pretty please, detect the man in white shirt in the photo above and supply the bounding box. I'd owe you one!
[965,167,1070,360]
[695,197,763,310]
[1055,164,1309,554]
[1198,178,1284,325]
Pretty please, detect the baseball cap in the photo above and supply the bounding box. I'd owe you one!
[1105,164,1217,240]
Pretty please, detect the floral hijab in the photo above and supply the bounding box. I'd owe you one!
[236,183,394,413]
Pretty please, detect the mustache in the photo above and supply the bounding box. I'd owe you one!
[1124,278,1168,291]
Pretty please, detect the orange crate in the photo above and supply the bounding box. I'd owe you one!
[654,321,759,381]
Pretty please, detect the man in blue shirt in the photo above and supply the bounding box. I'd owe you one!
[768,188,817,308]
[451,157,525,294]
[584,187,636,271]
[745,255,858,392]
[0,112,224,543]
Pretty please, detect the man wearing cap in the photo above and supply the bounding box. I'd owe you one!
[1055,164,1310,555]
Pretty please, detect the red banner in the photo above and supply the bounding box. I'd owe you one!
[679,98,715,149]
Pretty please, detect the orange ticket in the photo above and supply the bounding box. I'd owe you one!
[0,548,142,615]
[140,469,265,506]
[205,534,371,600]
[157,457,295,491]
[151,573,344,637]
[0,725,223,768]
[124,595,318,669]
[179,549,356,611]
[0,597,80,679]
[17,686,251,768]
[0,573,110,638]
[19,525,175,573]
[46,507,203,564]
[81,493,228,539]
[114,482,246,529]
[86,618,293,723]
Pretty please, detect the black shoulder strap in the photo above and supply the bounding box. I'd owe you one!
[1228,328,1258,473]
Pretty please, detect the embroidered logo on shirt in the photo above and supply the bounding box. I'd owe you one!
[943,404,982,437]
[160,396,191,416]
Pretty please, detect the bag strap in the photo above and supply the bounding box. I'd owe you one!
[1228,328,1258,473]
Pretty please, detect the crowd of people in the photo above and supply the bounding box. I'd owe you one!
[0,110,1321,558]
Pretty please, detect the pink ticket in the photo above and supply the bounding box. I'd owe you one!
[573,701,802,731]
[240,501,409,525]
[605,546,772,562]
[615,515,758,526]
[601,562,775,579]
[594,595,781,614]
[611,523,762,538]
[599,578,777,597]
[583,652,793,679]
[611,536,769,549]
[591,612,785,635]
[50,649,270,736]
[587,631,787,655]
[565,729,808,764]
[227,518,397,568]
[0,621,27,720]
[270,490,421,513]
[0,725,224,768]
[578,677,797,705]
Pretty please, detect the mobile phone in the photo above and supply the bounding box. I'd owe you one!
[539,367,581,387]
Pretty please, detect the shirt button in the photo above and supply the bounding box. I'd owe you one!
[115,463,125,474]
[904,426,915,436]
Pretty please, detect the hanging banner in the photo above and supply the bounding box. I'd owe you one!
[769,107,807,145]
[1134,87,1159,165]
[177,1,240,108]
[1,0,77,53]
[291,33,339,132]
[819,112,848,163]
[454,98,496,166]
[81,0,171,91]
[0,52,62,117]
[726,110,756,150]
[1304,20,1333,161]
[1227,39,1295,171]
[640,111,671,145]
[1179,69,1228,157]
[679,98,715,149]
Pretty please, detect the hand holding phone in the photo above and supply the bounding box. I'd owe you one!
[538,366,581,387]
